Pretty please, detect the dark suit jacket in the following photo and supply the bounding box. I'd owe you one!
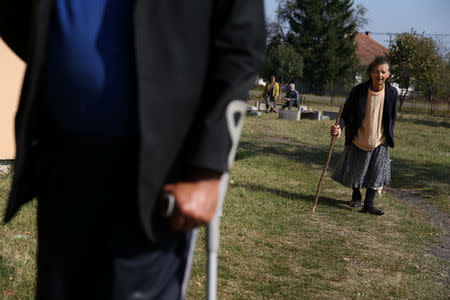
[0,0,265,241]
[339,80,398,148]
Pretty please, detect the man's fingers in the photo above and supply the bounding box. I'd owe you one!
[169,196,215,231]
[170,212,204,232]
[170,218,183,231]
[181,218,200,232]
[177,196,213,224]
[163,176,220,232]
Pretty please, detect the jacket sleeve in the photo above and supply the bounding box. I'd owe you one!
[0,1,32,62]
[391,86,398,127]
[339,86,357,130]
[182,0,266,173]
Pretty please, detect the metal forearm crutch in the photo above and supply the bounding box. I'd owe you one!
[161,101,247,299]
[207,100,247,300]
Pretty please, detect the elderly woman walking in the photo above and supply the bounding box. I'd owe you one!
[330,56,398,215]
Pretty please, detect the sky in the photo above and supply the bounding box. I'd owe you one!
[263,0,450,51]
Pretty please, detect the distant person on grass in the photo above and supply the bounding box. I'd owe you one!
[263,75,279,113]
[330,56,398,216]
[0,1,265,299]
[281,83,300,110]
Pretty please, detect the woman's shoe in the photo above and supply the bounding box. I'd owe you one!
[349,188,362,207]
[361,206,384,215]
[348,200,361,207]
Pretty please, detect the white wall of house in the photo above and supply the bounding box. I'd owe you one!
[0,39,25,159]
[254,75,266,87]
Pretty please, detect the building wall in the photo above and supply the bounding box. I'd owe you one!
[0,39,26,159]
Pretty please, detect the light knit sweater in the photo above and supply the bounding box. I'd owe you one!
[352,85,386,151]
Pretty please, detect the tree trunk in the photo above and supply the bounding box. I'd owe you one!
[279,82,285,102]
[428,95,433,115]
[398,84,409,112]
[330,93,336,105]
[426,84,436,115]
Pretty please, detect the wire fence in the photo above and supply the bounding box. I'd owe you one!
[400,95,450,117]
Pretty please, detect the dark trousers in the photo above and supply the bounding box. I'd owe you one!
[281,100,299,110]
[35,135,195,300]
[265,96,277,112]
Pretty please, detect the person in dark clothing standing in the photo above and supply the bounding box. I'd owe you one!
[281,83,301,110]
[0,1,265,299]
[330,57,398,216]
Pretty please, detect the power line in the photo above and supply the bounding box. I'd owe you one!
[370,32,450,37]
[271,27,450,37]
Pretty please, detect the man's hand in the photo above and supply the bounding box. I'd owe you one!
[330,124,341,136]
[162,168,221,232]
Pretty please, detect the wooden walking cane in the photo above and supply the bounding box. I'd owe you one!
[311,105,344,212]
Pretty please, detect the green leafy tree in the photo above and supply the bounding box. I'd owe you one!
[279,0,358,94]
[388,32,417,111]
[436,52,450,101]
[413,38,440,114]
[389,31,440,113]
[261,43,304,88]
[389,30,441,113]
[265,17,286,47]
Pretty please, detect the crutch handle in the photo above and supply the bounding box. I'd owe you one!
[160,192,176,217]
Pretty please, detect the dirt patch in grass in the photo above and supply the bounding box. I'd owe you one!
[387,187,449,287]
[265,136,305,146]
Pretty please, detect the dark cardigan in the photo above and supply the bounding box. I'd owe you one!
[339,80,398,148]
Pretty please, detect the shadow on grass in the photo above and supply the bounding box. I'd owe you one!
[234,182,352,211]
[237,140,342,168]
[390,158,449,191]
[237,138,449,193]
[397,117,450,128]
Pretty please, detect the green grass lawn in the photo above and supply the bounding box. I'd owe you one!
[0,175,37,299]
[0,105,449,299]
[187,105,449,299]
